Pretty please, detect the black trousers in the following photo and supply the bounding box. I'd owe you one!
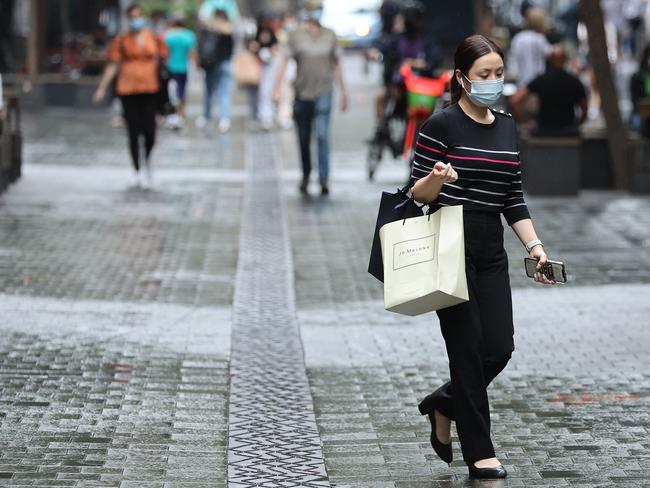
[120,94,158,171]
[419,210,515,463]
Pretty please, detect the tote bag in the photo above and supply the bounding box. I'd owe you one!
[379,206,468,316]
[234,50,261,87]
[368,185,424,283]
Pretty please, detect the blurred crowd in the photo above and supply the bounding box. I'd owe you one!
[59,0,650,191]
[91,0,347,195]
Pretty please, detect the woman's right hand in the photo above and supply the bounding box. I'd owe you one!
[432,162,458,183]
[92,87,106,105]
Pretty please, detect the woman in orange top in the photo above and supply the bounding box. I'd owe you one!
[93,3,168,188]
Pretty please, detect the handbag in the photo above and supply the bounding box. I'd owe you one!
[368,184,424,283]
[379,206,469,316]
[234,50,262,86]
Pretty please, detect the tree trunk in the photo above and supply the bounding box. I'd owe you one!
[580,0,629,190]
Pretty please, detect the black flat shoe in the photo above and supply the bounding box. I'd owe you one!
[467,462,508,479]
[426,412,453,464]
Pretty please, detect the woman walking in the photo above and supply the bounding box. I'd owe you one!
[93,3,168,188]
[410,35,556,479]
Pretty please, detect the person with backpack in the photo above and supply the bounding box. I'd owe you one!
[93,3,168,188]
[196,9,235,132]
[164,12,198,127]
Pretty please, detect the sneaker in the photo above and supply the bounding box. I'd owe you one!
[166,114,183,131]
[195,116,207,129]
[143,161,153,189]
[131,170,143,188]
[299,179,309,195]
[278,119,294,130]
[218,118,231,133]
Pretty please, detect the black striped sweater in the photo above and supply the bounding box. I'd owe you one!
[410,103,530,226]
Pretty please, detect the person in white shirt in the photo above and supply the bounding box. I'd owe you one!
[508,7,552,87]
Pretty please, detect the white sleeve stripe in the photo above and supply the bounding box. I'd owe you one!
[414,151,439,162]
[418,132,448,148]
[439,193,503,206]
[412,167,430,175]
[455,145,519,156]
[504,203,528,210]
[413,161,433,170]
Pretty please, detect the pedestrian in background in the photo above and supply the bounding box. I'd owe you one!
[411,34,556,479]
[164,12,197,128]
[508,7,552,86]
[630,43,650,138]
[249,15,280,130]
[510,45,587,137]
[196,9,235,133]
[93,3,168,189]
[274,0,349,196]
[198,0,240,27]
[275,13,298,130]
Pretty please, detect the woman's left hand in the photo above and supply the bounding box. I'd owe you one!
[530,245,556,285]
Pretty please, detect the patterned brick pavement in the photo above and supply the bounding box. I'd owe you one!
[0,53,649,488]
[276,55,650,488]
[0,105,239,486]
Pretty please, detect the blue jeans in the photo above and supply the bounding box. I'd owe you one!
[293,92,333,184]
[204,61,232,120]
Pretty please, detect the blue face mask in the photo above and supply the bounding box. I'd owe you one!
[129,17,147,32]
[461,74,504,107]
[299,8,323,23]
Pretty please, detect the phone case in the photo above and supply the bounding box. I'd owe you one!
[524,257,567,283]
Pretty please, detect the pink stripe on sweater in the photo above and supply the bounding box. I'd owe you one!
[416,142,445,155]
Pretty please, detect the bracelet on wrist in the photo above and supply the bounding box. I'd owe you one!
[525,239,543,253]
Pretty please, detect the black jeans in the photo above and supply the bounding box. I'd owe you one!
[120,94,158,171]
[419,210,515,464]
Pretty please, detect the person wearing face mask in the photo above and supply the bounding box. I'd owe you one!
[410,35,556,479]
[93,3,168,189]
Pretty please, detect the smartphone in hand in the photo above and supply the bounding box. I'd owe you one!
[524,257,567,283]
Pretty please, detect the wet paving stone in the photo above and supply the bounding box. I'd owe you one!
[0,96,238,486]
[278,56,650,488]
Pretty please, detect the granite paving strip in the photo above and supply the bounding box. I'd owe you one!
[226,134,330,487]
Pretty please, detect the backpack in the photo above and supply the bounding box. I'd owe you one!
[198,29,221,70]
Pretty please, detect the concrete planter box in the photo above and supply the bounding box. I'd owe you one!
[0,94,22,191]
[520,137,581,196]
[43,81,78,106]
[580,135,614,189]
[631,139,650,194]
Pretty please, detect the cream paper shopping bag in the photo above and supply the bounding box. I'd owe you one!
[379,206,469,316]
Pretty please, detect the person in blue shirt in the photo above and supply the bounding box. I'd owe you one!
[198,0,240,26]
[164,13,198,122]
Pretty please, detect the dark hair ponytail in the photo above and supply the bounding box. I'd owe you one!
[450,35,505,104]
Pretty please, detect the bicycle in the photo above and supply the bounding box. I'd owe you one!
[366,65,451,181]
[366,82,407,181]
